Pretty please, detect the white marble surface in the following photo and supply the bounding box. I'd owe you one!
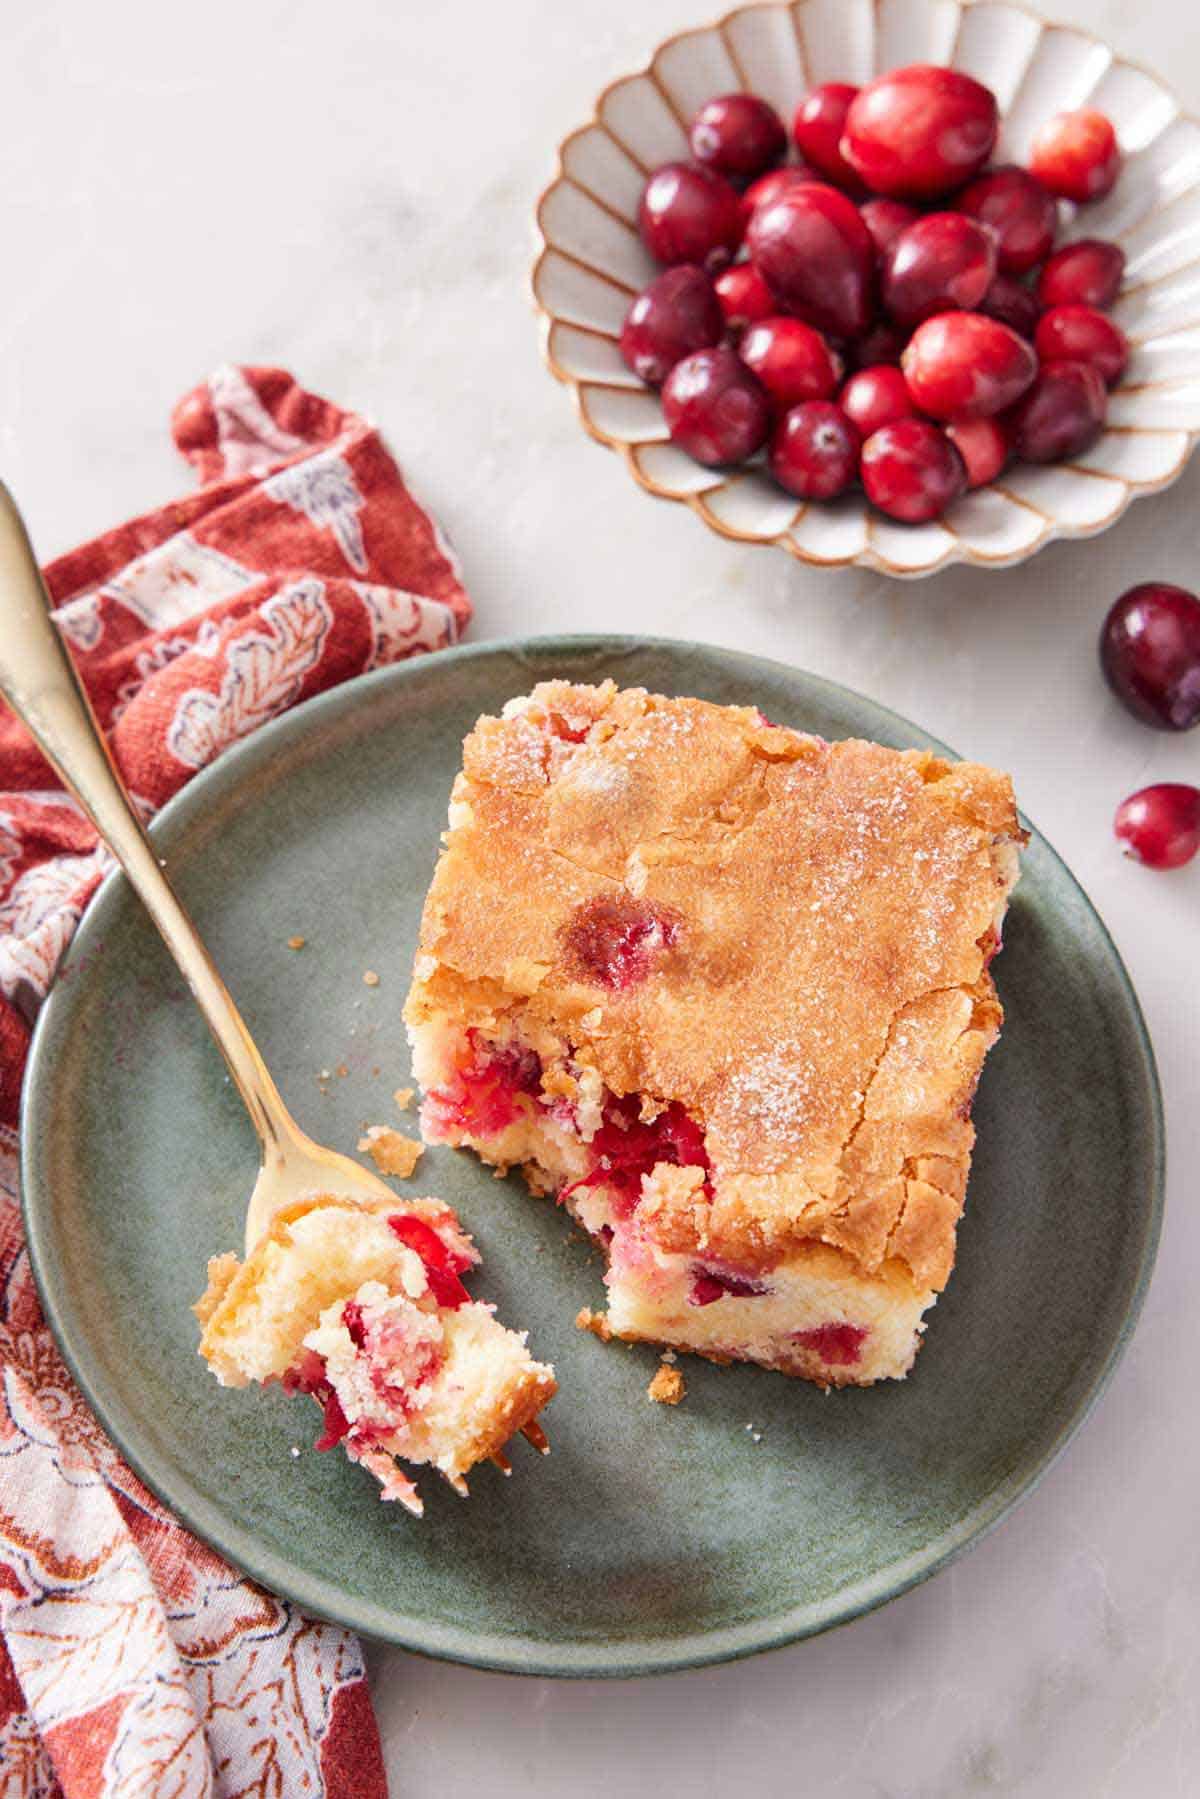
[3,1,1198,1792]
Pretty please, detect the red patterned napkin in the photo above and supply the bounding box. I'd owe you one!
[0,365,472,1795]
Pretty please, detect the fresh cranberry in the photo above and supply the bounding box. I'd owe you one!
[1034,304,1129,386]
[739,316,841,411]
[1038,238,1126,311]
[901,311,1037,418]
[840,65,998,199]
[1007,359,1107,461]
[793,1323,868,1365]
[769,401,860,498]
[1100,583,1200,730]
[638,162,743,270]
[955,165,1058,274]
[978,272,1041,340]
[746,183,875,339]
[619,266,724,386]
[690,93,787,181]
[792,82,865,193]
[714,261,776,332]
[860,418,966,522]
[740,165,818,230]
[859,197,921,261]
[562,893,680,987]
[1030,108,1121,203]
[846,320,908,370]
[946,415,1010,488]
[882,212,997,328]
[389,1214,472,1308]
[839,364,915,438]
[1114,783,1200,868]
[689,1268,770,1305]
[662,344,772,465]
[564,1093,709,1215]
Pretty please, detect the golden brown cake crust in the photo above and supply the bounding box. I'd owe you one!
[406,682,1023,1292]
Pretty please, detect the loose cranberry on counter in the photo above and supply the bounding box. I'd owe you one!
[1038,238,1126,310]
[662,344,772,465]
[1007,358,1107,461]
[1034,304,1130,386]
[714,261,777,332]
[840,65,998,199]
[978,272,1041,340]
[839,364,915,438]
[1100,583,1200,731]
[859,197,921,261]
[740,164,819,229]
[860,418,966,521]
[769,401,861,498]
[946,416,1010,488]
[1114,783,1200,869]
[1030,108,1121,203]
[901,312,1037,418]
[955,164,1058,274]
[619,266,724,385]
[739,316,842,411]
[792,82,865,193]
[881,212,997,328]
[639,162,744,270]
[746,182,875,339]
[690,93,787,181]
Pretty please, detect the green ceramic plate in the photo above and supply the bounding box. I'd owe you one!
[22,637,1163,1677]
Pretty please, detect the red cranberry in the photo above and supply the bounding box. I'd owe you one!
[882,212,997,328]
[689,1268,770,1306]
[1114,783,1200,868]
[564,1093,710,1215]
[563,893,680,986]
[859,197,921,261]
[846,320,908,370]
[979,272,1041,340]
[769,401,860,498]
[955,164,1057,274]
[1007,358,1107,462]
[714,262,776,332]
[860,418,966,521]
[662,344,772,465]
[740,316,841,411]
[1030,109,1121,204]
[389,1213,472,1307]
[740,165,818,230]
[792,82,865,193]
[841,65,998,199]
[902,312,1037,418]
[946,416,1010,488]
[793,1323,868,1366]
[639,162,743,271]
[839,364,915,438]
[690,93,787,182]
[1034,304,1129,387]
[619,266,724,386]
[1038,238,1126,311]
[746,183,875,339]
[1100,583,1200,730]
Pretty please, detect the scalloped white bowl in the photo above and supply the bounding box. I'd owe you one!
[532,0,1200,576]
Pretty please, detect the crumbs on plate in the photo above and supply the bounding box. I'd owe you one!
[357,1125,423,1178]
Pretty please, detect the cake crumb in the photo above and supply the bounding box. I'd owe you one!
[575,1306,612,1342]
[393,1087,414,1112]
[336,1063,349,1079]
[287,935,306,951]
[648,1363,686,1406]
[358,1125,423,1178]
[661,1349,677,1364]
[290,1446,301,1459]
[363,970,380,987]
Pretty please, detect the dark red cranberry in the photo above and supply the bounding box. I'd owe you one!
[839,364,915,438]
[341,1298,367,1348]
[638,162,743,271]
[792,82,865,193]
[793,1322,868,1365]
[562,893,680,987]
[859,197,921,261]
[714,261,776,332]
[946,415,1010,488]
[564,1093,709,1215]
[662,345,772,465]
[388,1214,472,1308]
[746,182,875,339]
[1038,238,1126,311]
[740,165,818,230]
[739,316,841,411]
[769,401,860,498]
[860,418,966,522]
[619,266,723,386]
[902,312,1037,418]
[1035,304,1129,386]
[955,165,1058,274]
[1114,783,1200,868]
[882,212,997,328]
[841,64,998,199]
[979,272,1041,340]
[314,1387,352,1452]
[1100,583,1200,730]
[1030,109,1121,203]
[690,1268,771,1306]
[1007,359,1107,461]
[690,93,787,181]
[846,320,908,370]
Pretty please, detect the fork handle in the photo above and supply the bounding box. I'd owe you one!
[0,479,299,1163]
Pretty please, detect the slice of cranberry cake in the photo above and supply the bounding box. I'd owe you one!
[404,680,1024,1389]
[195,1195,556,1512]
